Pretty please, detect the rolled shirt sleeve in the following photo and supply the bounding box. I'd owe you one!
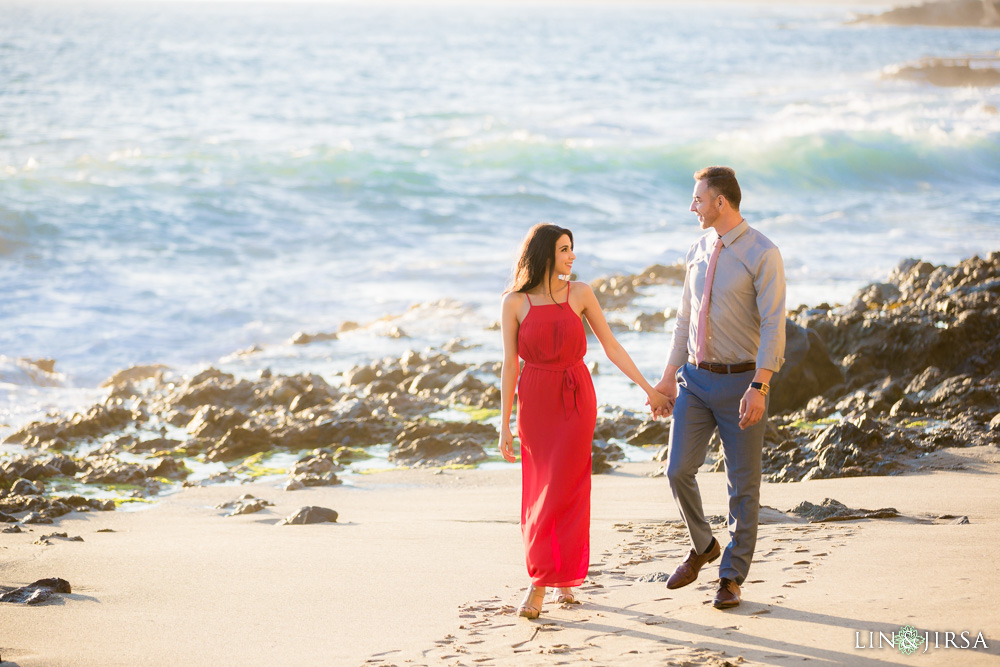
[753,246,786,372]
[667,257,694,368]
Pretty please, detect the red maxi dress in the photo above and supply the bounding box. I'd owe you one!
[516,283,598,588]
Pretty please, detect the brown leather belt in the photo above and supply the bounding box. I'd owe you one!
[695,361,756,374]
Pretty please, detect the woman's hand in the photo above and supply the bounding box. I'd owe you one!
[646,388,675,419]
[499,425,518,462]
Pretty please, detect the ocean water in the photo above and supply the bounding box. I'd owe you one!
[1,1,999,431]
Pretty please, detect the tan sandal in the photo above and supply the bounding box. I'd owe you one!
[517,585,546,619]
[556,587,578,604]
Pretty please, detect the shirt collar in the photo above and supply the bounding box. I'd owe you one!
[719,219,749,248]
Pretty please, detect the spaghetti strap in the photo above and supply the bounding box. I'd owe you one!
[565,281,570,303]
[525,292,533,307]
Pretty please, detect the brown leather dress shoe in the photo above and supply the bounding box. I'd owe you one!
[713,577,741,609]
[666,537,720,590]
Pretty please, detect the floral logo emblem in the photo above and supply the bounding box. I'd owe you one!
[895,625,926,655]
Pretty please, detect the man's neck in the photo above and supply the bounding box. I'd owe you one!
[712,212,744,237]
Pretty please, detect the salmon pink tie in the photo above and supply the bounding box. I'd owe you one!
[694,236,724,364]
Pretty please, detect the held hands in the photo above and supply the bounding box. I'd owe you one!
[498,425,518,462]
[739,386,766,430]
[646,377,678,419]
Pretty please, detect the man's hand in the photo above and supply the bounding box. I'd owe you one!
[739,386,765,430]
[646,388,674,419]
[647,376,679,418]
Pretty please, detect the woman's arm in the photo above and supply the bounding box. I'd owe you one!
[498,292,522,461]
[577,283,673,417]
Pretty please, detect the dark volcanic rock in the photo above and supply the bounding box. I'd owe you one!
[626,419,671,446]
[205,426,273,462]
[11,479,42,496]
[5,404,139,448]
[769,320,843,414]
[803,415,915,481]
[784,252,1000,477]
[594,412,646,441]
[389,421,495,467]
[278,506,339,525]
[790,498,901,523]
[187,406,250,439]
[592,439,625,474]
[591,262,686,310]
[0,577,72,604]
[216,495,273,517]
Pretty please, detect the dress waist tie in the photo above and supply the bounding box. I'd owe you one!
[523,360,586,419]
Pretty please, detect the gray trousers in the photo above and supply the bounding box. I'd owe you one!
[666,363,766,585]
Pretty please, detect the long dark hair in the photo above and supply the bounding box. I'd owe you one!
[505,223,573,300]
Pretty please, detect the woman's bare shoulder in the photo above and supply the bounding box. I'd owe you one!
[502,291,527,307]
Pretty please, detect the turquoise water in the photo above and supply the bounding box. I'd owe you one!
[1,1,999,423]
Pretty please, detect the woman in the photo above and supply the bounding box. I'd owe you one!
[498,223,673,619]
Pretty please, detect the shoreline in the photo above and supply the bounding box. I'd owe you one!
[1,456,998,665]
[2,250,999,664]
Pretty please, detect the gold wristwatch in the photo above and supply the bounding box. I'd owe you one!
[750,381,769,397]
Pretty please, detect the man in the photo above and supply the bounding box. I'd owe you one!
[653,166,785,610]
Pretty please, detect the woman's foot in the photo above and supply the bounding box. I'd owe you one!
[555,587,578,604]
[517,585,546,619]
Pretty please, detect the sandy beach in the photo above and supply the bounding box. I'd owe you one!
[3,443,998,666]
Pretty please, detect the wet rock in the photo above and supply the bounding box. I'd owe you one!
[216,495,273,517]
[592,440,624,474]
[21,512,53,525]
[633,311,670,332]
[35,532,84,544]
[790,498,901,523]
[770,320,844,414]
[389,421,495,467]
[2,524,23,532]
[0,511,18,523]
[990,413,1000,431]
[205,426,273,462]
[100,364,168,388]
[288,472,342,487]
[79,458,148,485]
[344,365,378,387]
[0,495,45,515]
[11,479,42,496]
[278,506,339,525]
[591,262,685,310]
[0,577,72,604]
[389,435,487,467]
[187,406,250,439]
[802,415,911,481]
[889,396,919,418]
[290,331,338,345]
[626,419,671,446]
[593,411,650,442]
[291,452,344,476]
[287,451,344,487]
[441,369,498,408]
[147,457,190,480]
[129,437,182,453]
[5,404,139,448]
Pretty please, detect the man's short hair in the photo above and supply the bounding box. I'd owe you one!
[694,166,741,210]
